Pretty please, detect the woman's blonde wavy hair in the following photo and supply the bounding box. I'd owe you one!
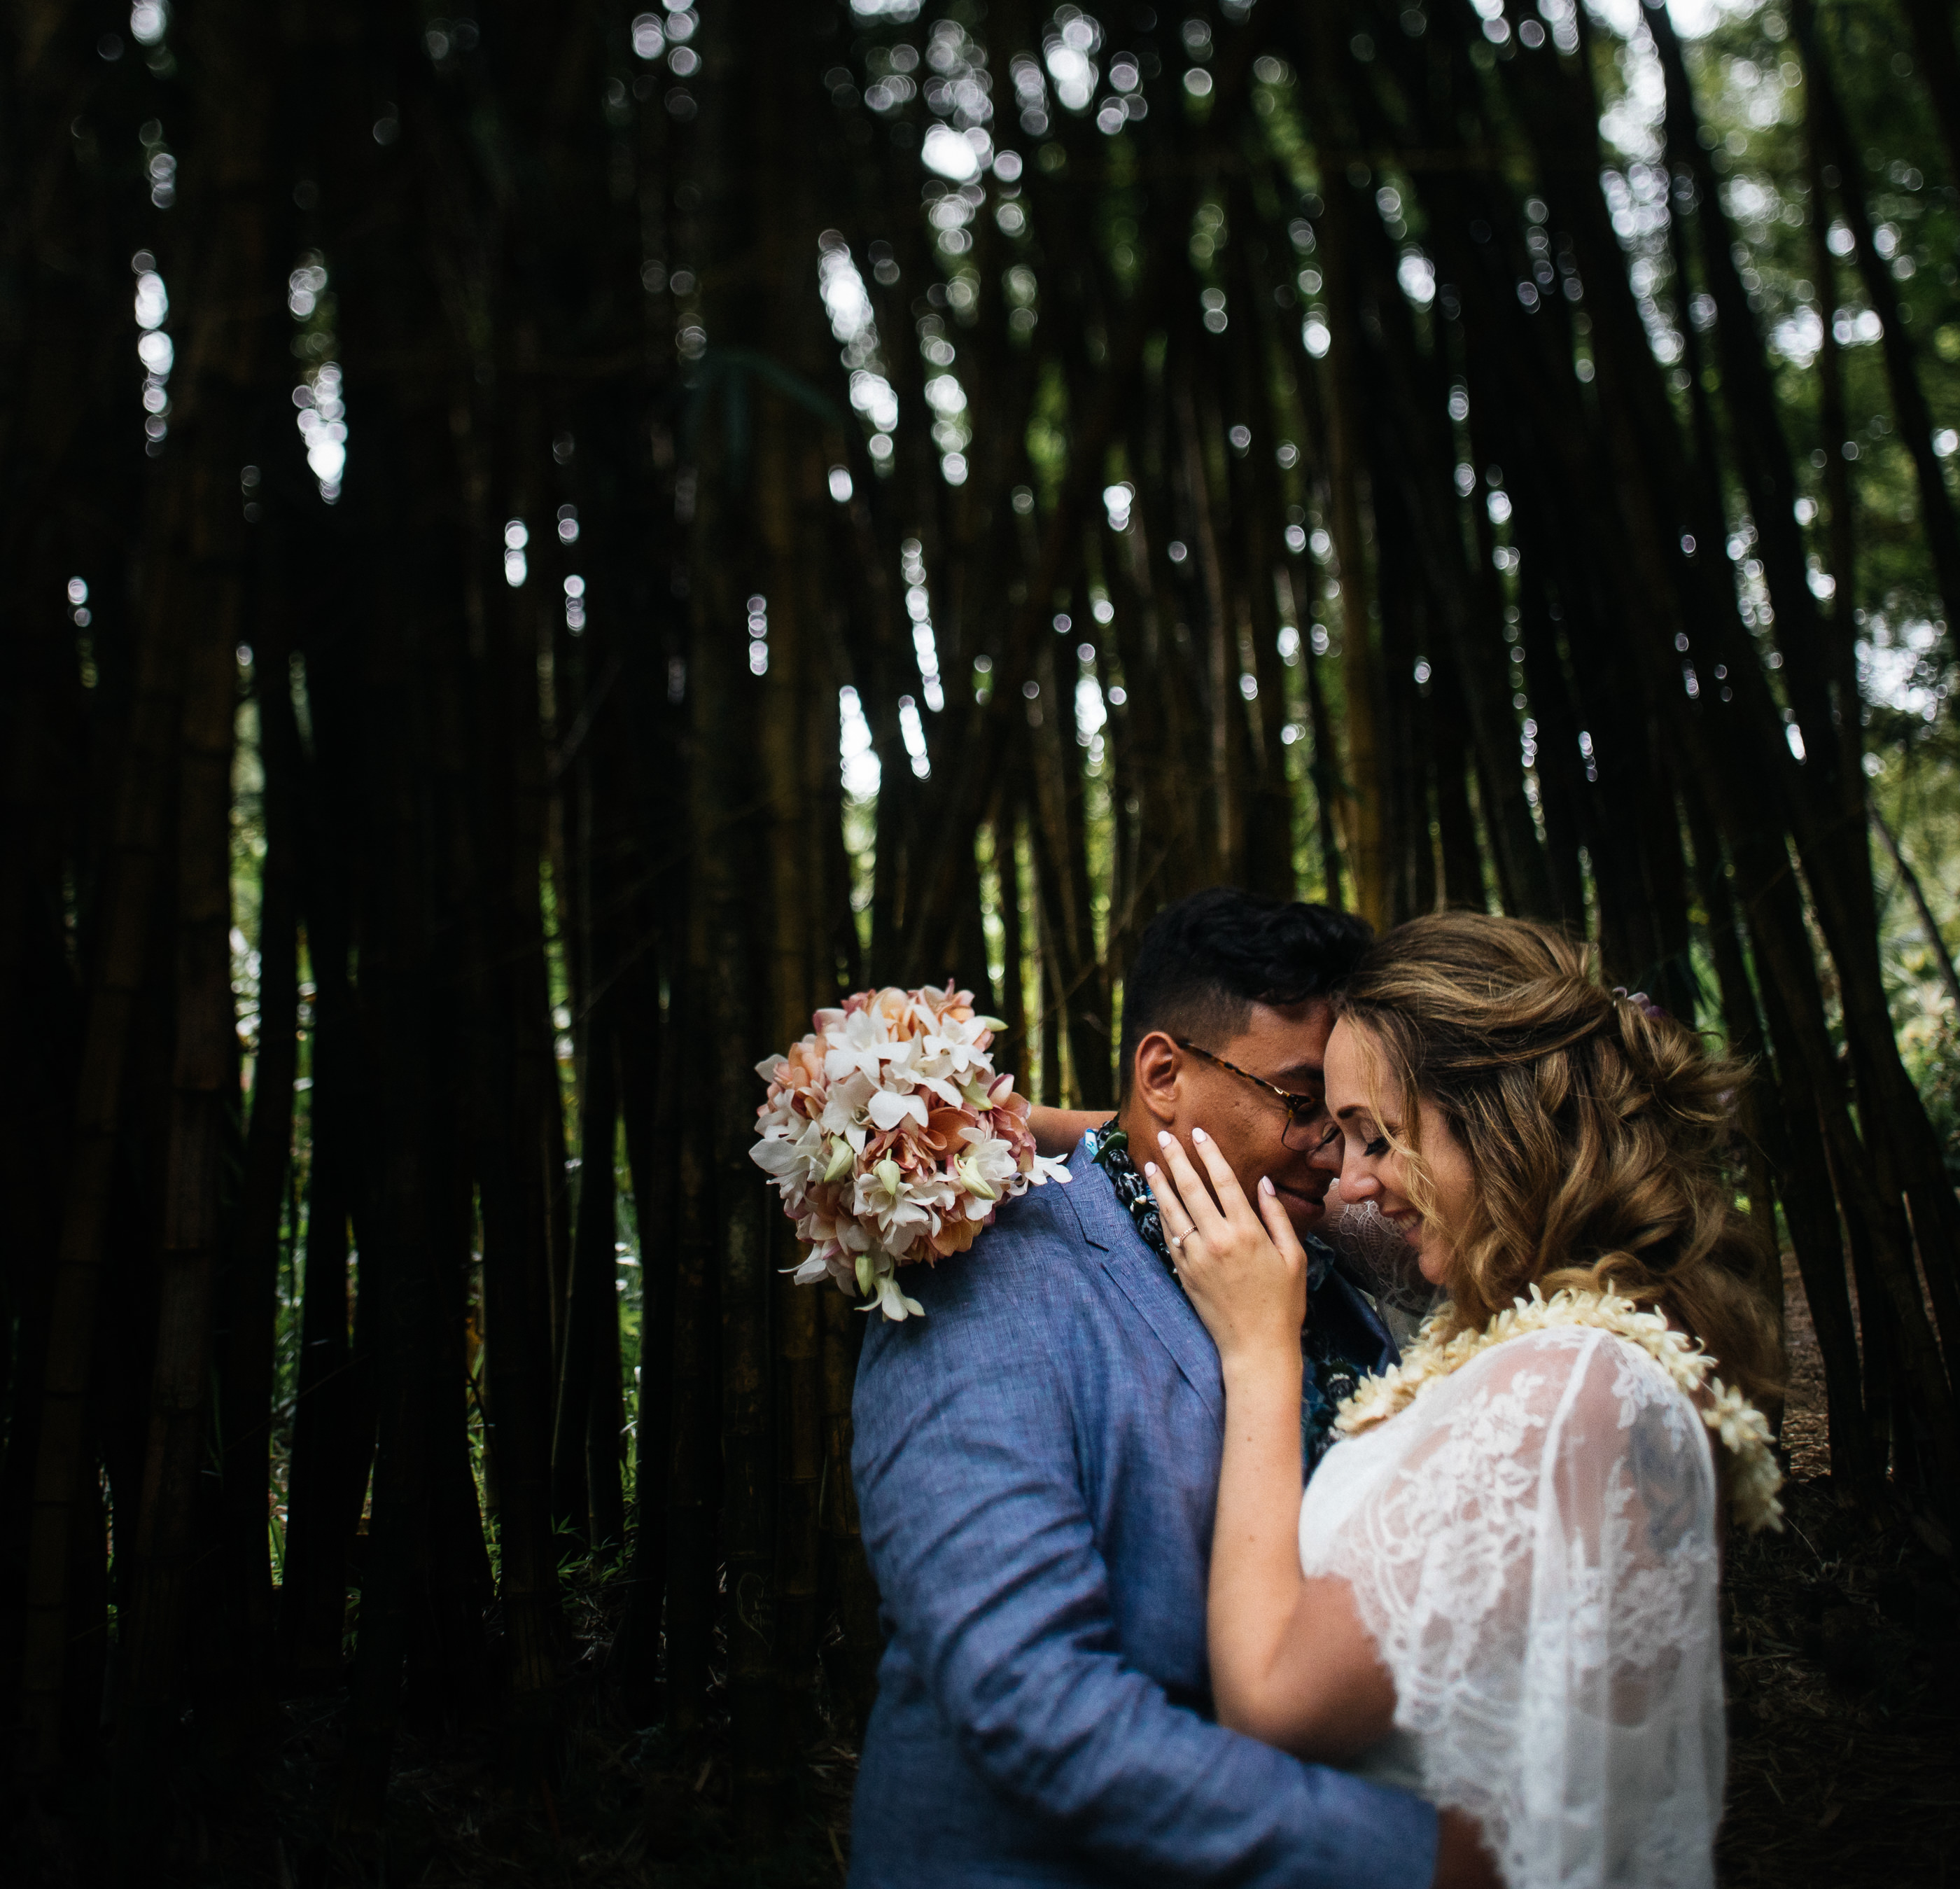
[1339,912,1782,1405]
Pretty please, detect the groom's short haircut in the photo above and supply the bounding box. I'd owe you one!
[1119,888,1373,1092]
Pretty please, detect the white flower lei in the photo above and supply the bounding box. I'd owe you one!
[1335,1284,1785,1533]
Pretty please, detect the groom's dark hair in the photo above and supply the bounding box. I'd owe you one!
[1118,888,1373,1094]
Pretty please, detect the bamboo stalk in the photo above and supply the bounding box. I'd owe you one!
[1307,167,1389,928]
[1900,0,1960,196]
[1805,93,1861,725]
[1648,4,1842,785]
[1793,0,1960,639]
[818,1285,879,1742]
[216,601,302,1727]
[612,874,675,1715]
[17,566,185,1779]
[1226,179,1305,902]
[119,604,241,1765]
[554,998,622,1545]
[278,831,367,1687]
[662,966,720,1736]
[760,419,824,1757]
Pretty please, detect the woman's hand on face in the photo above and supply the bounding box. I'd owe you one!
[1148,1128,1309,1378]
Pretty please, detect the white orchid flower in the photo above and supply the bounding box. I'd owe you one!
[956,1136,1017,1197]
[824,1006,897,1084]
[874,1274,925,1319]
[853,1252,925,1320]
[751,1120,823,1190]
[923,1025,995,1079]
[867,1089,929,1134]
[821,1067,872,1117]
[750,1129,794,1171]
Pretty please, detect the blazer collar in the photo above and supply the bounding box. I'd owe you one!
[1064,1138,1224,1421]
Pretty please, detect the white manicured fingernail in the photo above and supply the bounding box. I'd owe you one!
[1191,1127,1208,1143]
[1156,1129,1172,1145]
[1259,1176,1275,1197]
[1144,1162,1158,1178]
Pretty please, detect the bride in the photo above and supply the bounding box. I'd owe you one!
[1147,913,1783,1889]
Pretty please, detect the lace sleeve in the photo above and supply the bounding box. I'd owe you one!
[1301,1327,1726,1889]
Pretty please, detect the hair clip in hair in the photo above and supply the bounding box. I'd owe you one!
[1612,986,1668,1024]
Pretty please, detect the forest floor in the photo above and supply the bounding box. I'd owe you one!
[19,1257,1960,1888]
[1712,1255,1960,1889]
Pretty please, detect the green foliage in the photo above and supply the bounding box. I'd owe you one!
[1914,1017,1960,1182]
[1024,356,1071,507]
[1870,708,1959,1044]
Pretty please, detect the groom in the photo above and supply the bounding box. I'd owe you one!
[848,889,1489,1886]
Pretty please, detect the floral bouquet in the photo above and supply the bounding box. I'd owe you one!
[750,984,1069,1320]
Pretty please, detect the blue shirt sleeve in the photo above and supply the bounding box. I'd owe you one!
[851,1241,1438,1889]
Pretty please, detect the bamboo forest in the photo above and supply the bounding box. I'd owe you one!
[1,0,1956,1880]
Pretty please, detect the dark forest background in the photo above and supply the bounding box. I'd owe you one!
[1,0,1956,1880]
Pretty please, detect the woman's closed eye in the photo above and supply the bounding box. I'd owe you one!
[1342,1115,1391,1159]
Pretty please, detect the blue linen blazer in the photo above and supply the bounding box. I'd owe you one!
[847,1139,1437,1888]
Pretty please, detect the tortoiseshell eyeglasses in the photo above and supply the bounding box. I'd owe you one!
[1173,1038,1340,1153]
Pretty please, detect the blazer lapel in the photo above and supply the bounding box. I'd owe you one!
[1060,1143,1224,1421]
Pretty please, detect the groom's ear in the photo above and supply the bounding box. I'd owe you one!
[1130,1031,1184,1127]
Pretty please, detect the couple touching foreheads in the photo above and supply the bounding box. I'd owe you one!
[846,888,1782,1889]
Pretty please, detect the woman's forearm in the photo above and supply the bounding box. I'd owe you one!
[1208,1352,1399,1759]
[1152,1129,1399,1760]
[1207,1351,1311,1736]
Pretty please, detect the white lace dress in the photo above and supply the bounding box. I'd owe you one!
[1298,1326,1725,1889]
